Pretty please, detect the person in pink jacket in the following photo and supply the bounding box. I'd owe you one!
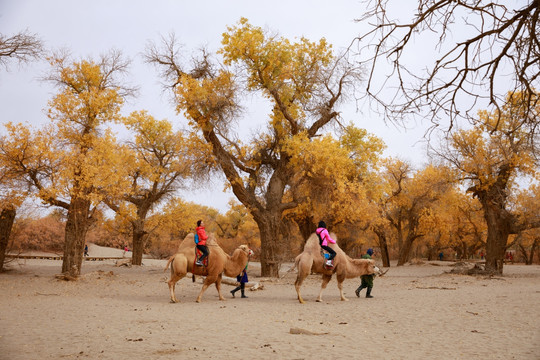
[316,221,336,267]
[195,220,209,266]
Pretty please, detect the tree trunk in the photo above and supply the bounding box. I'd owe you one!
[426,247,434,261]
[470,164,515,274]
[396,224,403,255]
[397,215,423,266]
[482,203,511,275]
[397,227,422,265]
[397,237,415,266]
[0,206,16,272]
[374,227,390,267]
[62,197,91,276]
[427,232,442,261]
[131,219,146,266]
[254,211,282,277]
[461,241,468,260]
[297,217,316,241]
[520,239,539,265]
[529,239,539,265]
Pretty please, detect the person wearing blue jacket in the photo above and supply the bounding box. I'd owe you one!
[231,259,250,298]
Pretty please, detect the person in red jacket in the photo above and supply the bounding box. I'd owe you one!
[195,220,209,266]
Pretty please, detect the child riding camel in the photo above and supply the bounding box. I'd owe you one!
[316,221,336,267]
[195,220,209,266]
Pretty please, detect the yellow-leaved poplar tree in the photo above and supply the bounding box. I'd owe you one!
[0,52,134,276]
[104,111,192,265]
[282,124,385,254]
[0,161,27,271]
[378,159,455,265]
[146,19,363,276]
[514,184,540,264]
[0,32,43,270]
[437,91,540,274]
[146,197,220,254]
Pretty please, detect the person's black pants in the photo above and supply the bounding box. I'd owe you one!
[321,245,336,260]
[196,245,208,260]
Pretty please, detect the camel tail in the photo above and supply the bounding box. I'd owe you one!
[294,254,299,266]
[192,274,196,283]
[164,255,176,272]
[293,253,303,270]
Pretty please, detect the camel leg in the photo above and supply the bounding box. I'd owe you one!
[215,274,225,301]
[168,275,180,303]
[195,282,211,303]
[196,275,217,303]
[295,255,312,304]
[316,274,332,302]
[336,273,348,301]
[167,266,186,303]
[295,275,306,304]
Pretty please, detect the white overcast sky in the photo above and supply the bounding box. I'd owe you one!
[0,0,431,212]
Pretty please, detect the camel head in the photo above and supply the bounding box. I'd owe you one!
[238,244,253,257]
[367,259,381,275]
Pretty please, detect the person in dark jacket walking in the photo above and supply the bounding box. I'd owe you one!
[355,248,375,298]
[231,260,250,298]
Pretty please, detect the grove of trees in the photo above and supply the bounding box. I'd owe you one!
[1,4,539,276]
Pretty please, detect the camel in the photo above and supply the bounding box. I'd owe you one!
[165,233,252,303]
[294,232,379,304]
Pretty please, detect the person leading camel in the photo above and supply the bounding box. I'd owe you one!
[316,221,336,267]
[231,258,250,298]
[195,220,209,266]
[294,233,379,303]
[355,248,375,298]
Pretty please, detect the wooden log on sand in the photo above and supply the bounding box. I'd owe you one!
[215,276,264,290]
[115,259,132,267]
[289,327,328,335]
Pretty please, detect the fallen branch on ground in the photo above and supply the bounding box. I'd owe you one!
[416,286,456,290]
[115,259,132,267]
[289,327,328,335]
[54,273,78,281]
[35,292,60,296]
[218,276,264,290]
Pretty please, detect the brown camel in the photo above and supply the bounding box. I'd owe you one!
[165,233,252,303]
[295,232,379,304]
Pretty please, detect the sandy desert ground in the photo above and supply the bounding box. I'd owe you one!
[1,244,539,360]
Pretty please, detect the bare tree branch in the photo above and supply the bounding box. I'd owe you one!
[357,0,540,142]
[0,29,44,70]
[43,49,138,98]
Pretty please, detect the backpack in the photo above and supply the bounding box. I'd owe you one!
[316,229,323,246]
[194,234,199,244]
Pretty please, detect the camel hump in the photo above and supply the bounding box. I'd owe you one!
[177,232,218,250]
[177,233,196,251]
[304,232,341,253]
